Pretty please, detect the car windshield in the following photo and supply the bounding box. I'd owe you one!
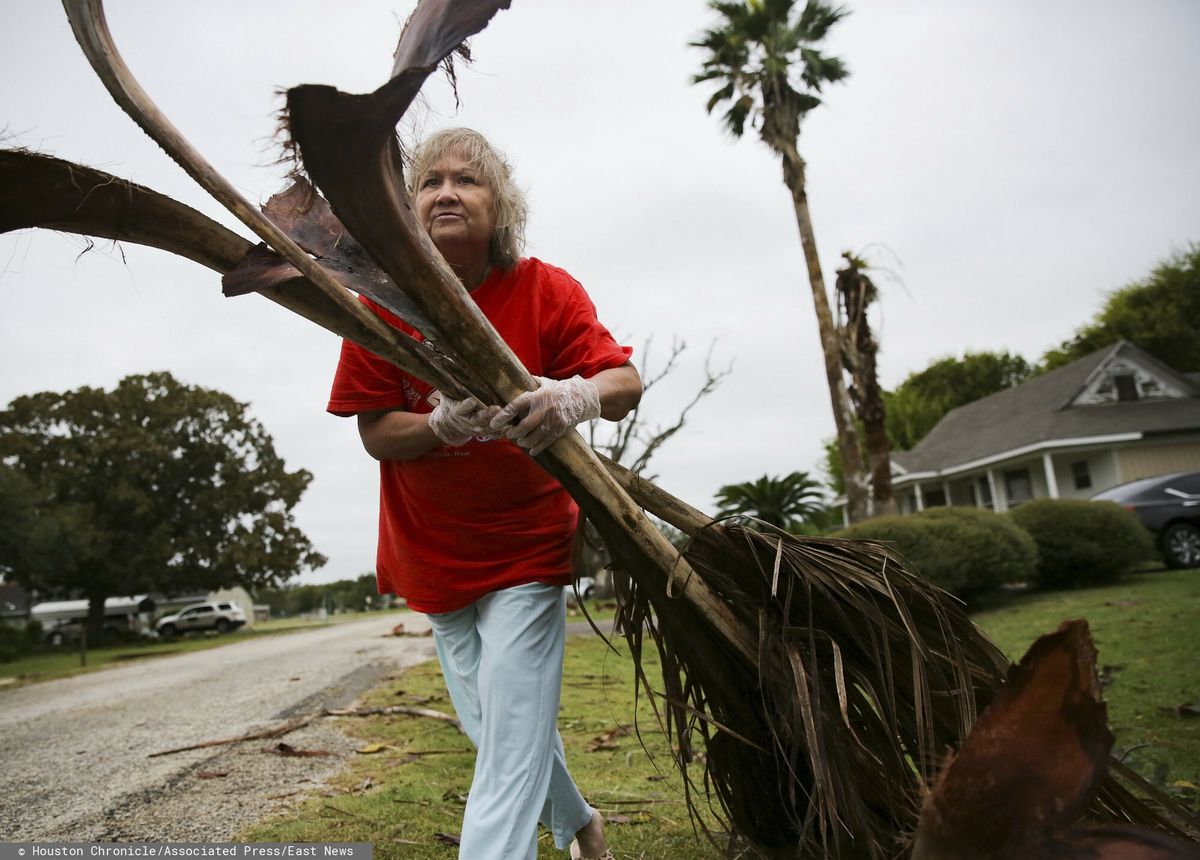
[1092,473,1177,502]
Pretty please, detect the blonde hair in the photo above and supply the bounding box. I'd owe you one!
[406,127,527,270]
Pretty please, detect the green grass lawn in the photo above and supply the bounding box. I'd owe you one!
[239,572,1200,857]
[0,608,410,687]
[972,568,1200,803]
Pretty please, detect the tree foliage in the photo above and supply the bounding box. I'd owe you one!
[693,0,850,143]
[0,372,326,634]
[715,470,827,531]
[1041,243,1200,373]
[823,351,1033,494]
[256,573,386,617]
[886,351,1035,451]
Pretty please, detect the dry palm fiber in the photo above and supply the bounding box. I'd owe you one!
[10,0,1195,854]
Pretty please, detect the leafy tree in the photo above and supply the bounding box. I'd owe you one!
[886,351,1034,451]
[1041,243,1200,372]
[257,574,383,617]
[0,372,326,638]
[693,0,870,521]
[715,470,826,531]
[823,351,1033,494]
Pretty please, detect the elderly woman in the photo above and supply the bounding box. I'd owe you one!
[327,128,640,860]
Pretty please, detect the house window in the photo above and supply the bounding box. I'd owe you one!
[977,477,993,509]
[1071,460,1092,490]
[1005,469,1033,503]
[1114,374,1139,402]
[924,487,947,508]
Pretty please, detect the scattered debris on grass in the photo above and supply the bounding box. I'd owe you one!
[586,724,632,752]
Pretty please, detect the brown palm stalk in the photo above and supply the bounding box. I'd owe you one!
[1,1,1189,855]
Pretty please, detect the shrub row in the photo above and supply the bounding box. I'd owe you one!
[0,619,43,663]
[1008,498,1153,588]
[835,506,1036,602]
[834,499,1152,601]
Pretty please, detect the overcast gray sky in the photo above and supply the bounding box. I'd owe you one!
[3,1,1198,585]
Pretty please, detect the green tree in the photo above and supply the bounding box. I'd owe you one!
[693,0,869,522]
[715,470,826,530]
[886,351,1034,451]
[0,372,326,638]
[823,351,1032,494]
[1041,244,1200,372]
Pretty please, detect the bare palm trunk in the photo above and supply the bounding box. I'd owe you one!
[777,145,869,523]
[861,379,897,516]
[837,257,897,518]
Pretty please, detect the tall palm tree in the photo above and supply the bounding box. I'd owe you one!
[836,252,897,516]
[693,0,870,522]
[715,470,826,530]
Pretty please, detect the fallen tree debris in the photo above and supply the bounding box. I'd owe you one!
[147,714,317,758]
[323,705,464,733]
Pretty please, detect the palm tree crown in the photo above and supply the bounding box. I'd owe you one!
[692,0,849,147]
[715,470,826,530]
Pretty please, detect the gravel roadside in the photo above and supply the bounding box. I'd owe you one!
[0,614,437,843]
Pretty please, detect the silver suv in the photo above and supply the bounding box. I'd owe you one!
[156,601,246,639]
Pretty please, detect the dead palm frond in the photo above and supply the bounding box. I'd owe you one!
[2,1,1194,856]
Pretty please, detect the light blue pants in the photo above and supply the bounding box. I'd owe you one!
[428,582,594,860]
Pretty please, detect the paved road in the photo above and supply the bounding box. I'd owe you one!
[0,613,437,842]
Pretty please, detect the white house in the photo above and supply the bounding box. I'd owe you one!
[886,342,1200,516]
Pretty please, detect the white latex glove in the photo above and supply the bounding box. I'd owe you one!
[427,395,497,446]
[489,375,602,456]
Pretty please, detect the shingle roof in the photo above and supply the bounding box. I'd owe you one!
[892,343,1200,475]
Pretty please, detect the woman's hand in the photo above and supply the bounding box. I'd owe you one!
[429,395,499,446]
[490,376,602,456]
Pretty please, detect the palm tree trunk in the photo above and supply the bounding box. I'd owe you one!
[777,144,869,523]
[861,386,897,516]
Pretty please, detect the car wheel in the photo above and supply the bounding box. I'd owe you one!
[1162,523,1200,569]
[159,624,177,640]
[215,618,231,634]
[582,585,596,601]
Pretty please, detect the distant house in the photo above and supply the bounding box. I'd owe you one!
[887,342,1200,516]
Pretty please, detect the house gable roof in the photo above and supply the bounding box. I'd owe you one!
[892,342,1200,476]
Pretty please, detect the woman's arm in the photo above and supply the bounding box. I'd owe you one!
[357,409,441,461]
[589,362,643,421]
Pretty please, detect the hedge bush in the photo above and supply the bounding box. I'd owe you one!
[0,620,42,663]
[834,506,1037,601]
[1007,498,1153,589]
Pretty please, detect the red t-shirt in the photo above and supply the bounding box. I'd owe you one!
[327,257,633,613]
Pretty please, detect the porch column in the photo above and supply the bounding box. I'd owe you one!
[1042,452,1060,499]
[987,468,1004,512]
[943,480,953,507]
[914,483,925,512]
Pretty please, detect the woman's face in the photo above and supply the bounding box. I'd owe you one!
[414,149,498,266]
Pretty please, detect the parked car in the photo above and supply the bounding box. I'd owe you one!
[564,576,597,604]
[156,601,246,639]
[45,620,122,647]
[1091,470,1200,569]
